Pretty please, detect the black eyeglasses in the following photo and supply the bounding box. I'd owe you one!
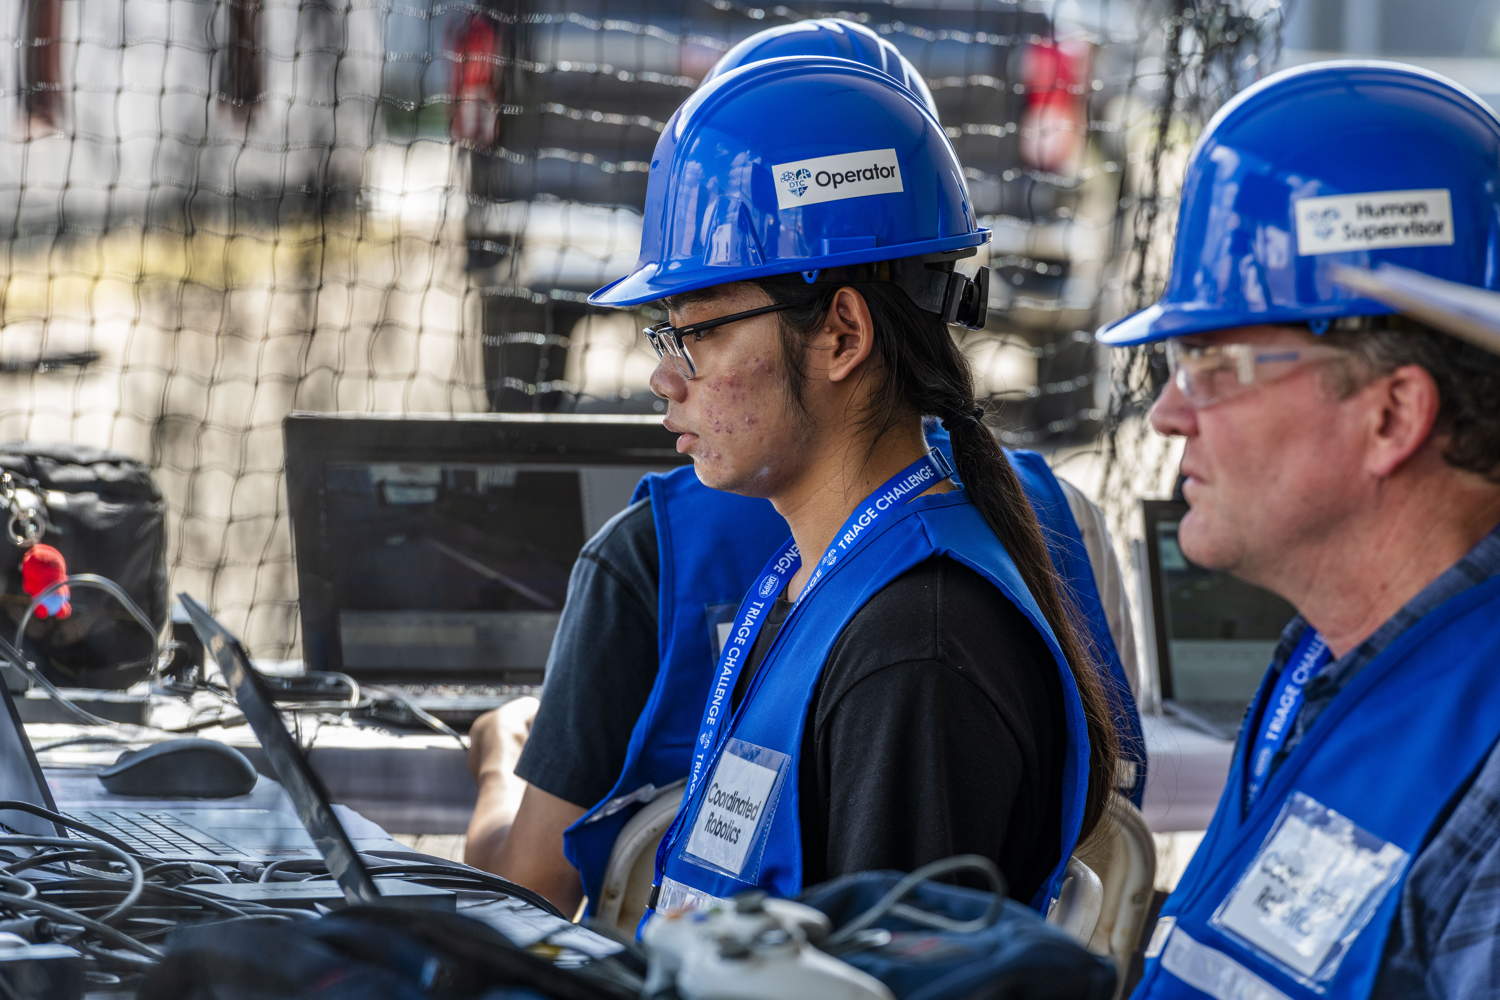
[643,302,794,379]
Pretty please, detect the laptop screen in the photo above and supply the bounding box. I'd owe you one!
[286,414,685,682]
[0,678,65,838]
[1142,500,1297,706]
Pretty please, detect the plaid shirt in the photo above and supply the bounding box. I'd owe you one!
[1262,523,1500,998]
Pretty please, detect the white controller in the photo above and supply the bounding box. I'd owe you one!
[642,892,893,1000]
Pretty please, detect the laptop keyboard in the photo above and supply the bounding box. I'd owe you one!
[378,683,538,701]
[77,809,240,857]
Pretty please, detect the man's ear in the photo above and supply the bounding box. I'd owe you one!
[1365,363,1441,478]
[817,286,876,384]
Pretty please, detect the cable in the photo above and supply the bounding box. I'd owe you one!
[0,892,162,959]
[0,633,166,735]
[0,800,140,856]
[0,875,35,899]
[256,858,325,883]
[141,861,232,884]
[14,574,161,672]
[32,735,138,753]
[246,853,567,921]
[823,854,1008,949]
[362,685,470,750]
[0,836,144,926]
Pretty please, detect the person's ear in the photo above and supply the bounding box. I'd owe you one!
[1364,363,1441,478]
[818,286,876,384]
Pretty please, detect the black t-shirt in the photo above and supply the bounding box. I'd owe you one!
[519,503,1066,903]
[514,498,660,807]
[736,558,1065,904]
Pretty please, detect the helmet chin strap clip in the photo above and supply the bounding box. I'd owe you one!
[940,267,990,331]
[885,253,990,330]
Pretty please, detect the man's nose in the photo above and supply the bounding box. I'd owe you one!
[649,358,688,402]
[1149,372,1198,438]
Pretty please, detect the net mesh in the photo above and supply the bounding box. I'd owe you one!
[1,0,1284,657]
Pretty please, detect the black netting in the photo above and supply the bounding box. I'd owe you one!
[1,0,1284,656]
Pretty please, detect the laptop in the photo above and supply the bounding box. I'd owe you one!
[0,665,377,865]
[284,413,685,727]
[1141,499,1297,740]
[177,594,452,909]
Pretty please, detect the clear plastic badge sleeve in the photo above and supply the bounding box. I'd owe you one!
[1211,791,1409,989]
[681,738,790,883]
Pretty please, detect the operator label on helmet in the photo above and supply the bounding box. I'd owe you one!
[773,149,904,209]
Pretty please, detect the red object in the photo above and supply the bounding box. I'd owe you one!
[21,543,71,620]
[1019,38,1092,175]
[451,13,504,149]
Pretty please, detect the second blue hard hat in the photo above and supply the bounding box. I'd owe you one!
[706,18,938,119]
[589,56,985,308]
[1098,60,1500,346]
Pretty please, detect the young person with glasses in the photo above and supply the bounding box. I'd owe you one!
[571,53,1122,923]
[465,21,1142,923]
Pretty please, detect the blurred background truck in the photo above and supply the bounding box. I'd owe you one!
[444,0,1142,442]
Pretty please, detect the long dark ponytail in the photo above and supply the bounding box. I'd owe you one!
[756,268,1120,842]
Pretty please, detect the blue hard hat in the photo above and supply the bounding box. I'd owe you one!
[588,56,986,308]
[1098,60,1500,346]
[706,19,938,119]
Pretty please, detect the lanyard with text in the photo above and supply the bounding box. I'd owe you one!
[1245,628,1333,808]
[683,449,953,801]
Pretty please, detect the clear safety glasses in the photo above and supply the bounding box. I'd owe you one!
[643,302,794,379]
[1164,340,1352,408]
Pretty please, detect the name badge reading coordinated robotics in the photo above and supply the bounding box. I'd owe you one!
[1212,792,1409,987]
[683,739,789,882]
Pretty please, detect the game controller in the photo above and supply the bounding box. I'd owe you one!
[642,891,893,1000]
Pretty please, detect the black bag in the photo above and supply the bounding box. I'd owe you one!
[0,443,168,688]
[800,870,1118,1000]
[136,905,637,1000]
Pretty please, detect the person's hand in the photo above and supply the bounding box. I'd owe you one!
[467,696,538,784]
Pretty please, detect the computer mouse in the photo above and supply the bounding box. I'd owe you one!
[97,738,259,798]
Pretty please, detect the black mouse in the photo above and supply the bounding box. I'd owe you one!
[97,738,259,798]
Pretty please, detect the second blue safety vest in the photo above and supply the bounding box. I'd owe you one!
[1007,449,1146,804]
[1133,575,1500,999]
[650,487,1091,920]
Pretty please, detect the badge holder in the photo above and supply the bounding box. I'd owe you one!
[1210,792,1409,990]
[680,738,791,887]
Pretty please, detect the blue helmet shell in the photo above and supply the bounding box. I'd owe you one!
[706,18,938,119]
[589,56,986,308]
[1098,60,1500,346]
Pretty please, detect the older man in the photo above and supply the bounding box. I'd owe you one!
[1101,63,1500,998]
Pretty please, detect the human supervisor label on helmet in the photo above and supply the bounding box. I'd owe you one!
[1294,188,1454,256]
[772,148,904,211]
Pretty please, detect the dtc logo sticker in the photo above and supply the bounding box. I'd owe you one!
[772,148,904,210]
[779,168,811,198]
[1309,207,1339,241]
[1294,189,1454,255]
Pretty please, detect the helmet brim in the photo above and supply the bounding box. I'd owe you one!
[589,230,989,308]
[1096,299,1400,346]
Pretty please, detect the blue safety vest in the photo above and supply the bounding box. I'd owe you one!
[651,488,1090,919]
[564,441,1143,916]
[1007,449,1146,805]
[561,465,789,914]
[1134,575,1500,999]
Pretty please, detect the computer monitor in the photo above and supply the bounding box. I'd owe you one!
[285,413,686,683]
[1141,499,1297,726]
